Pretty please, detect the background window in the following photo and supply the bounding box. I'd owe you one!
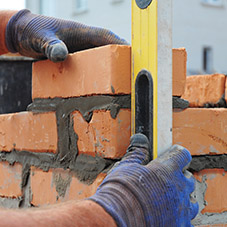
[203,47,213,73]
[111,0,123,3]
[74,0,88,14]
[201,0,224,7]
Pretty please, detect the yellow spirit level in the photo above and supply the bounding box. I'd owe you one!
[131,0,172,159]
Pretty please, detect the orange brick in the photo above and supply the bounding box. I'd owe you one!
[0,112,57,153]
[173,109,227,155]
[194,169,227,214]
[30,167,105,206]
[225,77,227,103]
[182,74,226,107]
[0,162,22,197]
[33,45,187,99]
[172,48,187,96]
[32,45,131,99]
[73,109,131,159]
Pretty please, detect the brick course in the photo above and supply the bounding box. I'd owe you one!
[182,74,226,107]
[0,112,57,153]
[31,167,105,206]
[32,45,131,99]
[32,45,187,99]
[173,108,227,155]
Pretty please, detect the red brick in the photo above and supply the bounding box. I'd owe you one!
[172,48,187,96]
[30,167,105,206]
[194,169,227,214]
[32,45,131,99]
[182,74,226,107]
[0,112,57,153]
[0,162,22,197]
[73,109,131,158]
[173,109,227,155]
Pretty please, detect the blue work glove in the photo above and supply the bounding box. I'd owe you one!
[89,134,199,227]
[6,9,128,62]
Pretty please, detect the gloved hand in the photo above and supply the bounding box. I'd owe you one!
[89,133,199,227]
[5,9,129,62]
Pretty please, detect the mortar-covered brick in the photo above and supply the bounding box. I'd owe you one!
[73,109,131,158]
[173,109,227,155]
[0,112,57,153]
[172,48,187,97]
[30,167,106,206]
[181,74,226,107]
[194,169,227,214]
[32,45,131,99]
[0,162,22,197]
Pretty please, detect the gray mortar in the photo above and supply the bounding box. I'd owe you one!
[27,95,130,166]
[0,197,22,209]
[204,94,227,108]
[20,175,32,208]
[0,150,114,184]
[192,175,227,225]
[53,172,72,198]
[70,154,112,184]
[27,95,131,120]
[189,155,227,172]
[173,96,189,109]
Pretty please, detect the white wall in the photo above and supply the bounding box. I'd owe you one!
[173,0,227,74]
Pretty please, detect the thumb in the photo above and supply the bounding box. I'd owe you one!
[120,133,151,166]
[44,39,69,62]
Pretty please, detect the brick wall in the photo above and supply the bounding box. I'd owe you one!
[0,45,226,226]
[173,73,227,226]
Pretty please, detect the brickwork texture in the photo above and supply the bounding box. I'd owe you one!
[0,45,226,226]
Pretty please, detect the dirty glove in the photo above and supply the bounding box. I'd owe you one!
[89,133,199,227]
[5,9,128,62]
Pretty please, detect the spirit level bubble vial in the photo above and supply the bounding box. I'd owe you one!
[131,0,173,159]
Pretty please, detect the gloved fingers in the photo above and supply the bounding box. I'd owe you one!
[64,25,129,53]
[184,171,196,194]
[93,28,129,46]
[189,199,199,220]
[43,39,69,62]
[117,133,151,167]
[155,144,192,172]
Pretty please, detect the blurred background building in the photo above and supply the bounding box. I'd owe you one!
[3,0,227,75]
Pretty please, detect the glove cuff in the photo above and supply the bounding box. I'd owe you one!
[5,9,32,53]
[88,180,147,227]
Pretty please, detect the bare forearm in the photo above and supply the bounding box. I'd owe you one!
[0,10,18,55]
[0,200,116,227]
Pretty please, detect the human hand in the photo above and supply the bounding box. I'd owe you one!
[6,9,129,62]
[90,133,199,227]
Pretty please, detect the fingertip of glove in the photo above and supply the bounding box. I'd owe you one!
[190,200,199,220]
[130,133,149,150]
[171,144,192,163]
[47,42,68,62]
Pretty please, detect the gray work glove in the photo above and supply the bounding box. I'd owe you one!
[89,133,199,227]
[6,9,129,62]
